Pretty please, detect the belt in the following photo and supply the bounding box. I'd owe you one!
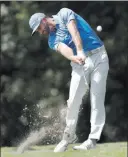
[85,45,105,57]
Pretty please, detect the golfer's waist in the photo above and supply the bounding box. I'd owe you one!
[85,45,106,56]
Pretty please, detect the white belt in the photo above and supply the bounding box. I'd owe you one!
[85,45,105,57]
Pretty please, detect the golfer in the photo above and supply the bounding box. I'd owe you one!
[29,8,109,152]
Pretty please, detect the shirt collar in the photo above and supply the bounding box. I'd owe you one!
[52,15,60,25]
[50,15,60,34]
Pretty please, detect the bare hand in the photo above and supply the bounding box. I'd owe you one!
[78,53,86,64]
[70,55,86,65]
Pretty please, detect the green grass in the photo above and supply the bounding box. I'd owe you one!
[1,142,127,157]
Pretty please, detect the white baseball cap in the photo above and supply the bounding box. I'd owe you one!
[29,13,46,36]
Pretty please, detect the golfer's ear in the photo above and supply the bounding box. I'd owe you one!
[42,18,47,23]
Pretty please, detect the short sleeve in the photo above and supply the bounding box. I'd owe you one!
[59,8,75,25]
[49,42,59,51]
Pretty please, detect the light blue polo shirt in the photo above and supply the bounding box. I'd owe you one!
[48,8,103,55]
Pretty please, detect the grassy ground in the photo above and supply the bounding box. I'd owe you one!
[1,142,127,157]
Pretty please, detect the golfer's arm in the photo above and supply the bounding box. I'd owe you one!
[67,20,84,54]
[56,42,74,60]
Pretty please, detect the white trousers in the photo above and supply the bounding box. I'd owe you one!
[63,46,109,141]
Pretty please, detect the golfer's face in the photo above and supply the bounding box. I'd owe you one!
[37,22,49,35]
